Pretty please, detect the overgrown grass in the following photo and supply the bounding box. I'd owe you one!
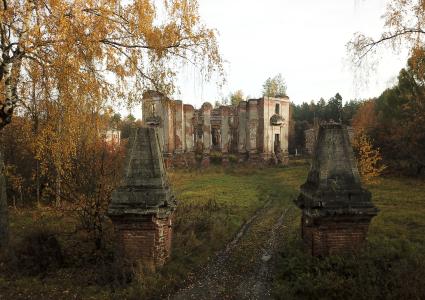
[272,167,425,300]
[1,163,424,299]
[0,166,291,299]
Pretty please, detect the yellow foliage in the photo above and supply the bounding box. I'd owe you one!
[1,0,224,128]
[353,131,386,184]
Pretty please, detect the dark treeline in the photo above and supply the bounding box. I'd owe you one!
[352,48,425,175]
[289,93,361,153]
[290,48,425,176]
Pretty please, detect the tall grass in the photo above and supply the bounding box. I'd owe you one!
[272,168,425,300]
[2,164,424,299]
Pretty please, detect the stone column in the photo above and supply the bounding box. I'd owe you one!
[108,127,177,270]
[163,101,175,168]
[237,101,248,162]
[173,100,186,167]
[220,106,231,166]
[174,100,184,154]
[184,105,195,153]
[183,104,196,166]
[247,99,259,162]
[295,123,378,256]
[201,102,212,167]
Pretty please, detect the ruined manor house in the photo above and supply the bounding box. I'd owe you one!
[142,91,290,167]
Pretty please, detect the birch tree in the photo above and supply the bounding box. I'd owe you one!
[0,0,223,252]
[348,0,425,68]
[0,0,224,129]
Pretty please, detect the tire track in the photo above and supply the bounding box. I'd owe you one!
[169,201,289,300]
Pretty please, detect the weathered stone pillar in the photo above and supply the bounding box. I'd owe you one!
[295,123,378,256]
[173,100,186,167]
[247,99,259,162]
[183,104,195,153]
[201,102,212,167]
[108,127,177,270]
[237,101,248,162]
[183,104,196,166]
[220,106,231,166]
[174,100,184,154]
[0,151,9,252]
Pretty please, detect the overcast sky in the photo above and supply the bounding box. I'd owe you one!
[172,0,409,108]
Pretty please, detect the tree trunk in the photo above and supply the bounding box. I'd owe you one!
[0,150,9,252]
[55,174,61,207]
[36,160,40,207]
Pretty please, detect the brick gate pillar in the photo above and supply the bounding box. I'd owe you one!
[295,123,378,256]
[108,127,177,270]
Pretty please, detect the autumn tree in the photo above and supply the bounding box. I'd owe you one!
[348,0,425,72]
[374,50,425,173]
[350,48,425,175]
[0,0,224,252]
[0,0,224,129]
[352,99,378,134]
[61,128,125,250]
[353,131,386,184]
[262,74,287,97]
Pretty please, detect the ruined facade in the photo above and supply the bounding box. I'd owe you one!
[295,123,378,256]
[108,127,176,270]
[142,91,290,167]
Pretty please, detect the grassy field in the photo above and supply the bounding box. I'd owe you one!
[1,161,424,299]
[272,165,425,300]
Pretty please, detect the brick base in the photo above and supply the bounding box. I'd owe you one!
[112,213,173,271]
[301,213,371,256]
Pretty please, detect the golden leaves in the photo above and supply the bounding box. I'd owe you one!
[353,131,386,184]
[1,0,223,135]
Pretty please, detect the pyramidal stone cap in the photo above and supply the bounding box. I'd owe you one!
[108,127,176,218]
[295,123,378,217]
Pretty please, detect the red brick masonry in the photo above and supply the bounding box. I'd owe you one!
[114,213,174,271]
[301,213,372,256]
